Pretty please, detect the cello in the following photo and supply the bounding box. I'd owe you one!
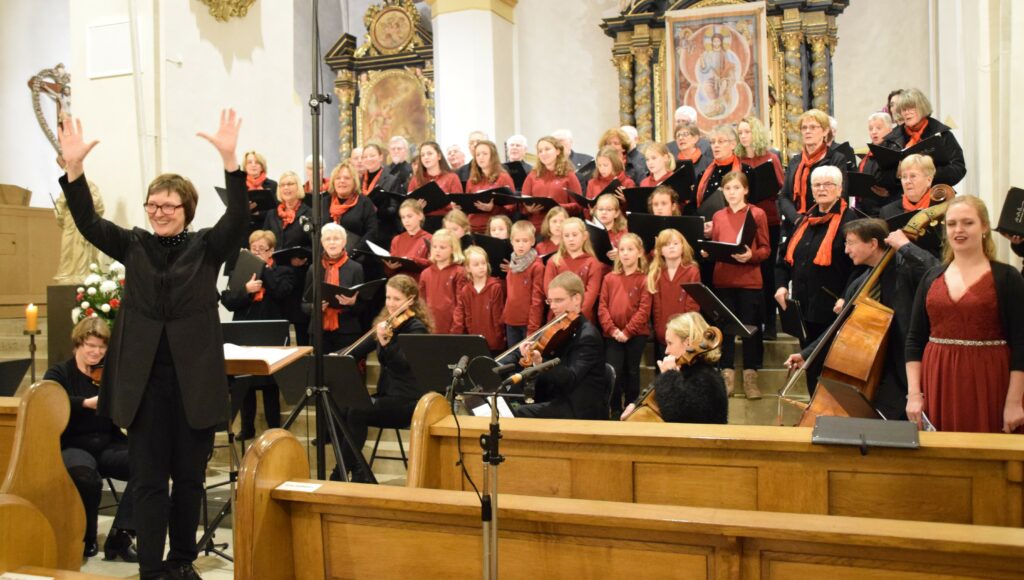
[778,184,954,426]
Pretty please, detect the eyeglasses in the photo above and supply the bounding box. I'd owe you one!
[811,182,838,190]
[144,202,184,215]
[544,297,570,306]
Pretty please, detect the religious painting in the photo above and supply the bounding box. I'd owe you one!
[664,2,769,133]
[357,68,433,148]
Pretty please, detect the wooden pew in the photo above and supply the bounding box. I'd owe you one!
[237,428,1024,579]
[407,392,1024,527]
[0,381,86,572]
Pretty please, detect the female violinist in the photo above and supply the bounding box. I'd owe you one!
[343,275,434,482]
[620,312,728,424]
[513,272,608,420]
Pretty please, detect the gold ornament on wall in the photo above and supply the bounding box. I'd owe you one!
[357,0,424,58]
[198,0,256,22]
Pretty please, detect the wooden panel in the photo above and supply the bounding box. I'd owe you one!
[0,398,17,482]
[462,455,572,497]
[0,206,61,306]
[829,471,973,523]
[571,459,632,502]
[635,463,758,510]
[766,561,984,580]
[326,520,479,579]
[497,535,709,580]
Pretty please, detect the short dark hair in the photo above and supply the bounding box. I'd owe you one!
[654,366,728,424]
[147,173,198,226]
[843,218,889,248]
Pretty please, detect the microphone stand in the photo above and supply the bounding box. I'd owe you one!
[479,392,503,580]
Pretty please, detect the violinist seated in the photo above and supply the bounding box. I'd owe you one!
[341,275,433,483]
[784,218,939,420]
[42,317,137,562]
[621,312,728,424]
[513,272,608,420]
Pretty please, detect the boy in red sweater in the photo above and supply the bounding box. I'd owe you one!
[503,221,546,347]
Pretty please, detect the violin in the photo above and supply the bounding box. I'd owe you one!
[339,297,416,356]
[88,364,103,385]
[622,326,723,422]
[518,312,582,367]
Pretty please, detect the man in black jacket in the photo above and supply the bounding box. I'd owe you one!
[514,272,608,420]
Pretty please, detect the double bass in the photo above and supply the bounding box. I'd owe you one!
[778,185,954,426]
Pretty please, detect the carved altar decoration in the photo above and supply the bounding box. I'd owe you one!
[602,0,848,160]
[198,0,257,22]
[326,0,434,161]
[28,64,110,284]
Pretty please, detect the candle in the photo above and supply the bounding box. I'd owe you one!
[25,304,38,332]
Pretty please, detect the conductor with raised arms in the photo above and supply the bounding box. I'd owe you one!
[58,110,248,580]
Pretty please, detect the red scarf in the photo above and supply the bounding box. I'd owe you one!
[696,154,742,207]
[785,199,847,267]
[858,151,872,172]
[902,192,932,211]
[362,169,382,195]
[321,252,349,331]
[277,202,297,229]
[904,118,929,148]
[329,193,358,222]
[677,148,702,164]
[793,145,827,214]
[251,256,274,302]
[246,172,267,191]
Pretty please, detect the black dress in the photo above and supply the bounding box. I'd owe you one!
[263,205,313,345]
[652,361,728,424]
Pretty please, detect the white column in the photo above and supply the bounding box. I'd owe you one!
[428,0,517,151]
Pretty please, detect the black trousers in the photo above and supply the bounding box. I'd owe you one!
[128,361,216,579]
[340,395,419,476]
[605,335,647,416]
[760,225,781,335]
[63,443,134,543]
[239,379,281,438]
[718,287,765,370]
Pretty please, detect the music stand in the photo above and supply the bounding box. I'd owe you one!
[221,319,291,347]
[0,359,31,396]
[681,283,757,337]
[398,334,492,409]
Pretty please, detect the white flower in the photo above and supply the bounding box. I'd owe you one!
[100,304,111,313]
[87,287,97,295]
[100,280,118,293]
[81,301,90,309]
[110,262,125,273]
[71,307,81,322]
[90,312,98,317]
[89,263,99,272]
[76,287,85,293]
[84,274,102,286]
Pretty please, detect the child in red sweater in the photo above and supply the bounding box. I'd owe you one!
[542,217,604,323]
[387,199,432,279]
[504,221,546,344]
[647,228,701,364]
[592,193,628,263]
[648,185,682,217]
[598,233,652,416]
[418,228,466,334]
[534,205,567,256]
[453,246,506,353]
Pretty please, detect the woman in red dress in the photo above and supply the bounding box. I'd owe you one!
[906,196,1024,433]
[520,136,582,229]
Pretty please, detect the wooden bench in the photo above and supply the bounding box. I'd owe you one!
[236,428,1024,579]
[0,381,86,572]
[407,392,1024,527]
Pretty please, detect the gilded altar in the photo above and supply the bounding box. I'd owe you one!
[602,0,847,161]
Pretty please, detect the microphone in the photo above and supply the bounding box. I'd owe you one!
[451,355,470,378]
[491,362,515,376]
[501,357,560,387]
[299,215,313,233]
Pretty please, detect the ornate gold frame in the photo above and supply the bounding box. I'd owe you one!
[198,0,256,22]
[356,67,435,149]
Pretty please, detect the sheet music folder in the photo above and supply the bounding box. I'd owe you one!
[812,415,919,450]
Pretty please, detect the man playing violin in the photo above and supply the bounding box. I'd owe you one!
[514,272,608,420]
[784,218,939,419]
[621,312,728,424]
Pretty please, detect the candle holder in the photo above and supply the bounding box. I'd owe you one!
[24,330,42,384]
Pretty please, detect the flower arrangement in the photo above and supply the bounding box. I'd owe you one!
[72,262,125,327]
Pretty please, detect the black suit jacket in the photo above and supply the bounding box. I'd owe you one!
[62,169,249,429]
[534,317,607,420]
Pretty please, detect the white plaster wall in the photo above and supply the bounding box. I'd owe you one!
[513,0,620,157]
[0,0,70,208]
[831,0,932,148]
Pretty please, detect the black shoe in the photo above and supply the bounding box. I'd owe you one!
[167,562,203,580]
[84,540,99,558]
[237,430,256,441]
[103,528,138,563]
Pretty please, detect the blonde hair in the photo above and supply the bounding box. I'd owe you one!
[734,116,771,158]
[548,271,585,297]
[377,274,434,332]
[276,170,306,201]
[942,195,996,264]
[510,219,536,241]
[248,229,277,250]
[647,228,696,293]
[399,198,425,219]
[443,208,471,232]
[430,228,466,265]
[552,217,595,265]
[488,214,513,238]
[595,146,625,177]
[644,142,676,173]
[463,245,491,276]
[243,150,267,174]
[612,233,648,275]
[328,160,361,197]
[540,206,569,240]
[799,109,830,134]
[594,193,627,232]
[665,312,721,364]
[898,154,936,180]
[532,136,573,178]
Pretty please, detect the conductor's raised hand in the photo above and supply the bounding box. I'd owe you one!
[58,116,99,182]
[197,108,242,172]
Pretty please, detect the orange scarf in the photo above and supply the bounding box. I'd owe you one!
[792,145,827,214]
[362,169,382,195]
[246,172,267,191]
[785,199,847,267]
[902,192,932,212]
[904,119,929,148]
[677,148,702,164]
[251,257,274,302]
[305,178,329,194]
[321,252,349,332]
[858,151,872,173]
[696,154,742,207]
[277,202,297,229]
[329,194,358,222]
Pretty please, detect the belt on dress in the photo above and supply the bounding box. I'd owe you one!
[929,337,1007,347]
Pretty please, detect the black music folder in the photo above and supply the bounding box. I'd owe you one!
[868,134,951,170]
[470,234,514,278]
[503,161,529,191]
[216,186,276,212]
[517,195,561,212]
[575,159,596,183]
[996,187,1024,237]
[845,171,883,203]
[698,209,757,263]
[663,163,697,204]
[352,240,426,271]
[388,181,450,213]
[586,221,615,266]
[779,298,807,342]
[569,191,600,210]
[449,187,516,214]
[883,209,918,232]
[697,189,727,221]
[627,213,704,254]
[681,283,755,337]
[272,246,312,263]
[227,249,267,294]
[318,278,386,308]
[621,187,655,214]
[833,141,858,168]
[747,161,781,204]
